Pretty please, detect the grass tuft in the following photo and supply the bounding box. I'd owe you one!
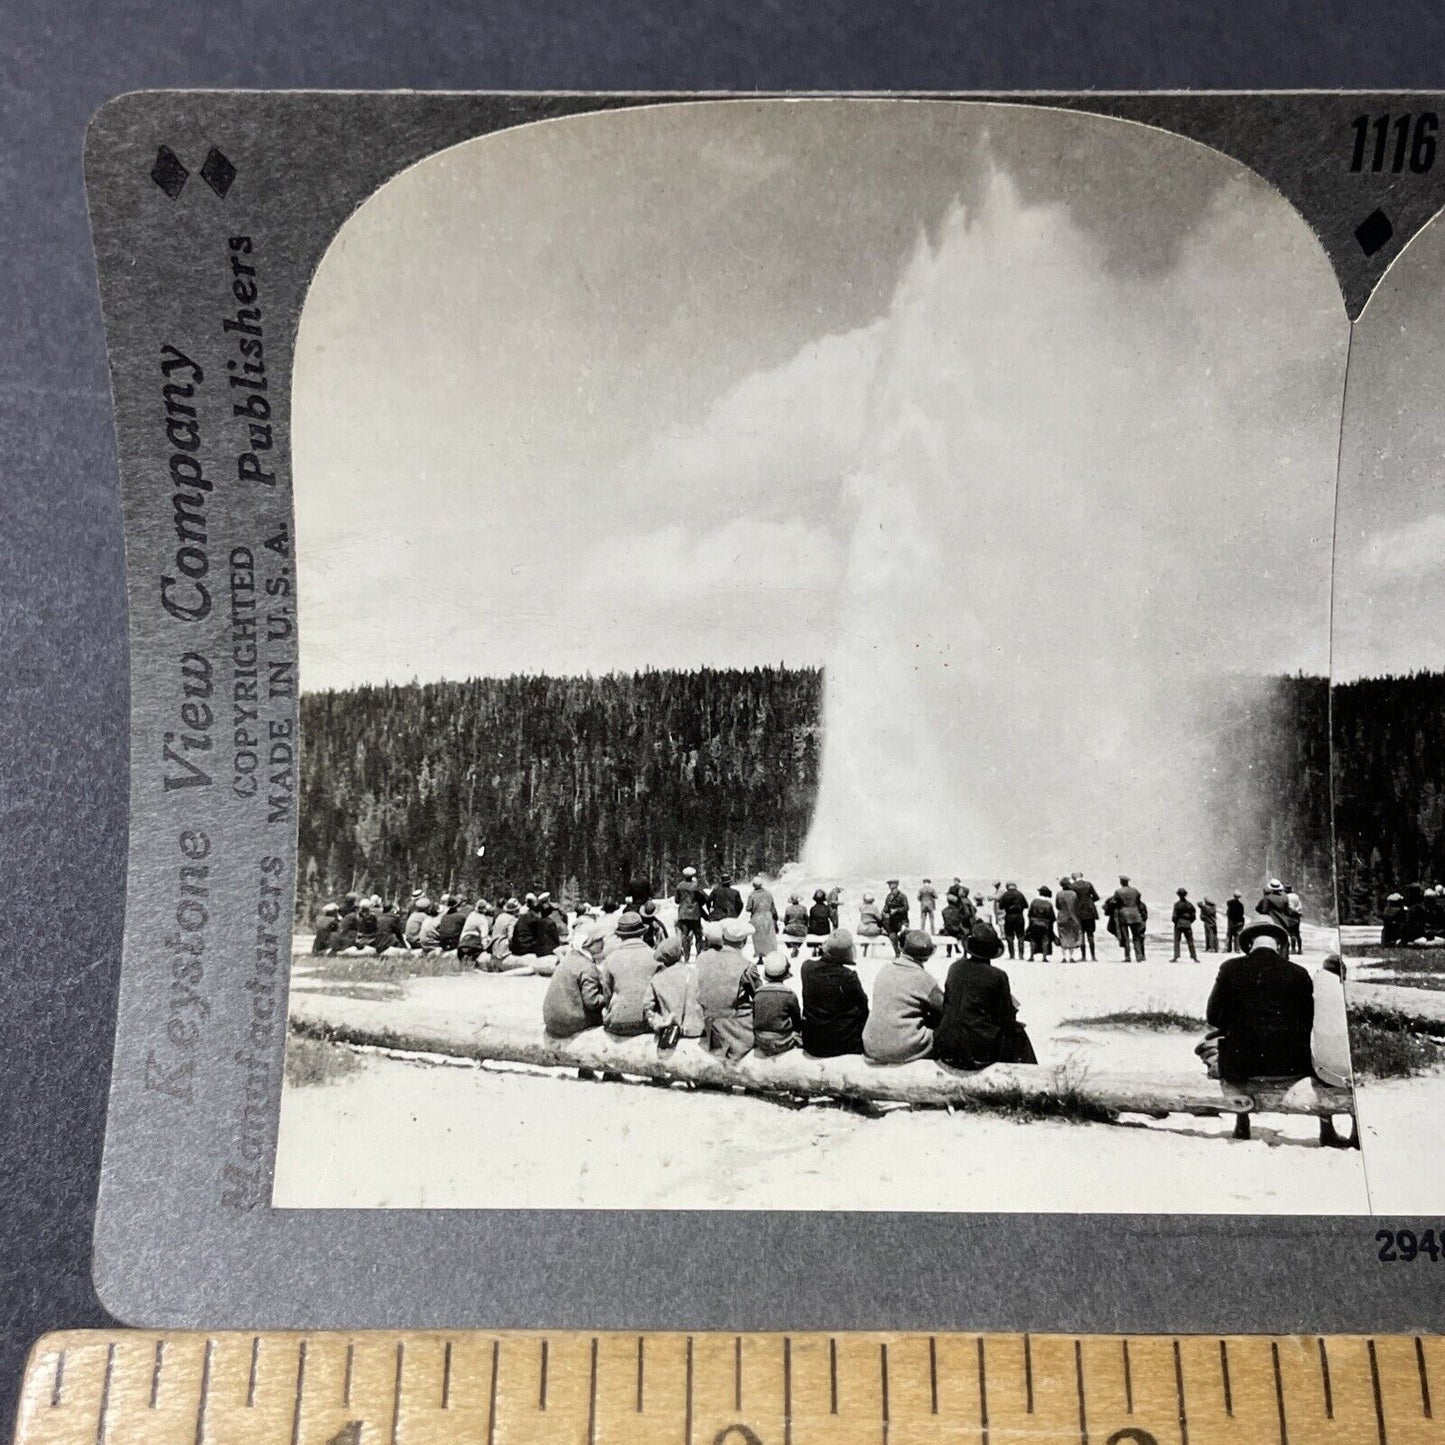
[1348,1006,1445,1079]
[295,952,471,985]
[284,1033,364,1088]
[1061,1009,1207,1032]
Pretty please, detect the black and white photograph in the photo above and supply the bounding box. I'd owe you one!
[274,99,1369,1212]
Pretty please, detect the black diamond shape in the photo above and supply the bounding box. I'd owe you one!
[1355,208,1395,258]
[200,146,236,199]
[150,145,188,199]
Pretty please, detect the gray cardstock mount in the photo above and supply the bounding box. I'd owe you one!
[84,90,1445,1332]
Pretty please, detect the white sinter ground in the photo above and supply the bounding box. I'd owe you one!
[275,894,1383,1214]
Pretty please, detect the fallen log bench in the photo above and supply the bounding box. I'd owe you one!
[287,1000,1355,1129]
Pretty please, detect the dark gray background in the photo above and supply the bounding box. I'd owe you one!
[6,1,1445,1436]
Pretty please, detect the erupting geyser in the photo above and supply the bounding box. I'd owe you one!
[802,159,1346,889]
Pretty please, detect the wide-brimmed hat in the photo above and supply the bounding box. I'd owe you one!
[887,878,900,886]
[615,911,647,939]
[762,954,790,980]
[721,917,753,946]
[821,928,856,964]
[682,866,697,878]
[1239,919,1289,952]
[966,921,1005,961]
[901,929,935,961]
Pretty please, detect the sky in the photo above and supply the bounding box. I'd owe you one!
[294,98,1349,693]
[1333,212,1445,680]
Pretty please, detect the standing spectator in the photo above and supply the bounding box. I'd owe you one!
[882,878,911,955]
[674,865,708,960]
[598,912,659,1038]
[1108,875,1148,961]
[827,885,843,930]
[940,890,973,944]
[800,929,869,1057]
[1055,877,1082,962]
[988,883,1004,929]
[918,879,939,934]
[934,921,1023,1070]
[1071,872,1100,961]
[863,930,945,1064]
[697,917,759,1060]
[997,881,1029,960]
[639,899,668,949]
[1256,879,1293,934]
[753,955,803,1057]
[1381,891,1408,946]
[1225,891,1246,952]
[1199,897,1220,953]
[1027,886,1056,960]
[646,935,703,1042]
[542,924,607,1038]
[709,872,744,920]
[1284,883,1304,955]
[807,889,832,938]
[1171,888,1199,961]
[747,875,779,958]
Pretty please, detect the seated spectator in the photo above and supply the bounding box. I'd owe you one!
[1381,891,1408,946]
[458,900,491,965]
[328,903,360,955]
[405,897,431,947]
[486,898,520,966]
[354,898,379,947]
[435,897,469,953]
[800,928,869,1057]
[697,917,759,1060]
[934,922,1022,1070]
[510,897,561,961]
[856,893,884,938]
[1206,919,1314,1084]
[782,894,809,939]
[538,891,570,943]
[753,954,802,1056]
[598,911,659,1038]
[646,935,703,1043]
[543,924,607,1038]
[863,930,945,1064]
[807,890,832,937]
[417,904,443,952]
[370,901,410,955]
[311,903,340,954]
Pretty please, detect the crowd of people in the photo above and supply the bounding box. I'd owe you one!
[1379,883,1445,945]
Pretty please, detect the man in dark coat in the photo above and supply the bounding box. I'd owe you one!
[709,873,744,920]
[674,865,708,960]
[1071,873,1100,961]
[435,898,469,953]
[370,903,410,954]
[1171,888,1198,961]
[882,879,910,957]
[509,898,560,959]
[800,928,869,1057]
[996,881,1029,959]
[1205,919,1314,1084]
[311,903,340,954]
[1108,876,1147,961]
[940,891,973,942]
[1225,891,1246,952]
[933,922,1022,1070]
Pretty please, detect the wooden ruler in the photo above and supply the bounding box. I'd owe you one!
[12,1331,1445,1445]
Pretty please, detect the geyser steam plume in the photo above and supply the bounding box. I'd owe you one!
[802,162,1346,889]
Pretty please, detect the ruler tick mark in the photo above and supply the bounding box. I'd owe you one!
[784,1337,793,1445]
[881,1343,891,1445]
[50,1350,65,1408]
[443,1339,454,1409]
[685,1337,694,1445]
[1173,1340,1188,1445]
[247,1336,260,1408]
[150,1340,165,1410]
[1369,1339,1388,1445]
[343,1342,355,1408]
[1272,1341,1288,1445]
[194,1339,214,1445]
[1075,1339,1088,1445]
[487,1340,499,1445]
[1219,1340,1232,1417]
[290,1341,308,1445]
[1418,1337,1433,1418]
[637,1335,645,1413]
[735,1336,743,1412]
[978,1336,990,1445]
[96,1343,116,1445]
[928,1336,938,1415]
[391,1341,405,1445]
[830,1338,839,1415]
[540,1339,549,1411]
[1319,1338,1334,1419]
[1025,1334,1034,1413]
[1123,1339,1134,1415]
[588,1337,599,1445]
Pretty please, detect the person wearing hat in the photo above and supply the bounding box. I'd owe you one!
[800,929,869,1057]
[856,892,884,939]
[1170,888,1198,962]
[1204,918,1314,1087]
[807,889,832,939]
[1070,873,1100,962]
[709,873,744,921]
[940,889,976,944]
[697,916,759,1060]
[882,879,910,956]
[486,897,520,967]
[598,912,660,1038]
[1198,896,1219,954]
[934,921,1025,1070]
[1381,890,1408,946]
[543,923,608,1038]
[1026,885,1056,961]
[311,902,341,955]
[752,954,803,1057]
[354,897,380,949]
[371,900,411,956]
[539,891,571,945]
[1255,879,1292,937]
[863,929,945,1065]
[435,896,470,954]
[826,885,843,930]
[1225,890,1246,952]
[1106,875,1147,962]
[458,899,491,965]
[405,896,432,947]
[674,866,709,961]
[746,875,779,957]
[781,893,810,953]
[646,934,703,1043]
[639,898,669,949]
[1054,878,1081,963]
[917,879,939,935]
[996,881,1029,960]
